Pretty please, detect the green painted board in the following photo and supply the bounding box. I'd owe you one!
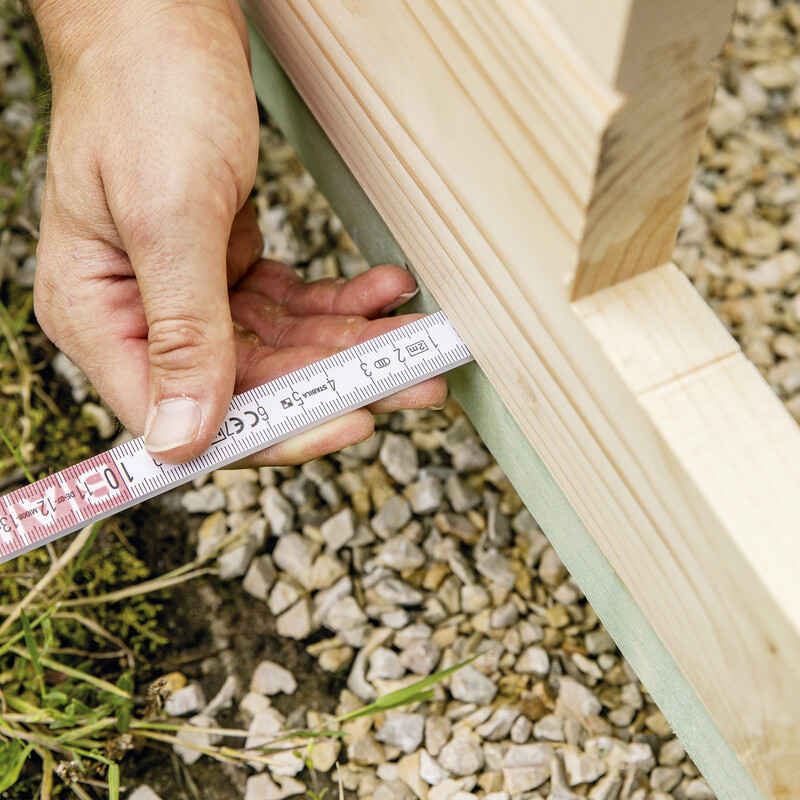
[246,18,762,800]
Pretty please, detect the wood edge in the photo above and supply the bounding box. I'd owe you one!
[245,18,764,800]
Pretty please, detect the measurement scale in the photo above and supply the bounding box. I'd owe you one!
[0,312,473,564]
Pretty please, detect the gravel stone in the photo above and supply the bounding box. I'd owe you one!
[372,495,413,538]
[516,646,550,677]
[584,629,616,655]
[509,714,532,744]
[183,485,226,514]
[377,536,427,571]
[445,475,481,512]
[272,533,320,586]
[368,647,406,681]
[650,766,683,793]
[399,639,441,676]
[563,745,606,786]
[320,507,357,550]
[658,737,686,766]
[276,599,314,640]
[324,596,368,631]
[251,660,298,696]
[376,713,426,753]
[375,577,424,606]
[268,580,302,616]
[164,683,206,717]
[420,748,451,784]
[538,546,567,585]
[475,706,521,741]
[405,474,445,514]
[475,550,517,589]
[556,677,602,718]
[451,439,490,472]
[425,715,453,757]
[450,666,498,705]
[260,486,295,535]
[461,583,491,614]
[438,737,485,777]
[129,788,163,800]
[380,433,419,485]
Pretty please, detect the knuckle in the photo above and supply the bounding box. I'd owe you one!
[147,314,230,378]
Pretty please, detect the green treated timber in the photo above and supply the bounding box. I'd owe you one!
[246,19,762,800]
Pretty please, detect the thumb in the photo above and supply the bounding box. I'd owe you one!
[124,201,237,464]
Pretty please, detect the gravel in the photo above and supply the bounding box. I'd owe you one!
[3,1,795,797]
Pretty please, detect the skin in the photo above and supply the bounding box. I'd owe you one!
[29,0,445,465]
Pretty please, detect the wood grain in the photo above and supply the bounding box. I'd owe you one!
[243,2,798,796]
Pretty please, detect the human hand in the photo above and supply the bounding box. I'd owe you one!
[30,0,444,464]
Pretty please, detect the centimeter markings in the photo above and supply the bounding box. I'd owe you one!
[0,312,473,563]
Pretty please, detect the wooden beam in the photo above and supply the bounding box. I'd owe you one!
[243,3,800,797]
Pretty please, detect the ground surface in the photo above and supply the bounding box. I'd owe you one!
[0,1,798,799]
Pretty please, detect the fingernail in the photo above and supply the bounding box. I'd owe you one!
[144,397,202,453]
[380,288,420,315]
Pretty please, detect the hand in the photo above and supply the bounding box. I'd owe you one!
[30,0,444,464]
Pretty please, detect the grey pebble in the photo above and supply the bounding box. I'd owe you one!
[380,433,419,485]
[376,713,425,754]
[437,737,485,777]
[450,666,497,705]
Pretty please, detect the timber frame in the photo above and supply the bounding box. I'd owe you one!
[243,3,800,798]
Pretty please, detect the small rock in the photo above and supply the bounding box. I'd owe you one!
[245,707,285,749]
[588,772,622,800]
[165,683,206,717]
[405,474,445,514]
[490,602,518,629]
[368,647,406,681]
[281,475,317,509]
[650,767,683,793]
[269,580,302,616]
[325,596,368,631]
[376,713,426,753]
[685,778,716,800]
[451,440,490,472]
[373,495,413,537]
[244,555,278,600]
[309,553,347,590]
[445,475,481,512]
[421,748,451,784]
[321,508,357,550]
[438,737,485,777]
[380,433,419,485]
[584,629,615,655]
[538,546,567,585]
[533,714,564,741]
[475,706,521,741]
[196,511,228,559]
[183,484,226,514]
[276,600,314,640]
[461,584,491,614]
[450,666,498,705]
[272,533,320,586]
[399,639,441,676]
[240,691,271,719]
[510,715,532,744]
[378,536,427,571]
[426,715,453,756]
[475,550,516,589]
[375,578,424,606]
[555,677,602,718]
[173,715,217,765]
[218,534,260,581]
[251,660,298,696]
[658,737,685,766]
[260,487,295,535]
[563,745,606,786]
[374,781,415,800]
[516,646,550,677]
[429,778,477,800]
[318,646,354,672]
[129,788,163,800]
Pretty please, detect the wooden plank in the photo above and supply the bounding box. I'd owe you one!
[243,3,800,796]
[244,29,760,800]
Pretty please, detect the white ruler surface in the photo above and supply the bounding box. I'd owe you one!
[0,312,473,564]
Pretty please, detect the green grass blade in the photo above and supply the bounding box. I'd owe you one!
[108,762,120,799]
[333,656,477,724]
[19,609,45,698]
